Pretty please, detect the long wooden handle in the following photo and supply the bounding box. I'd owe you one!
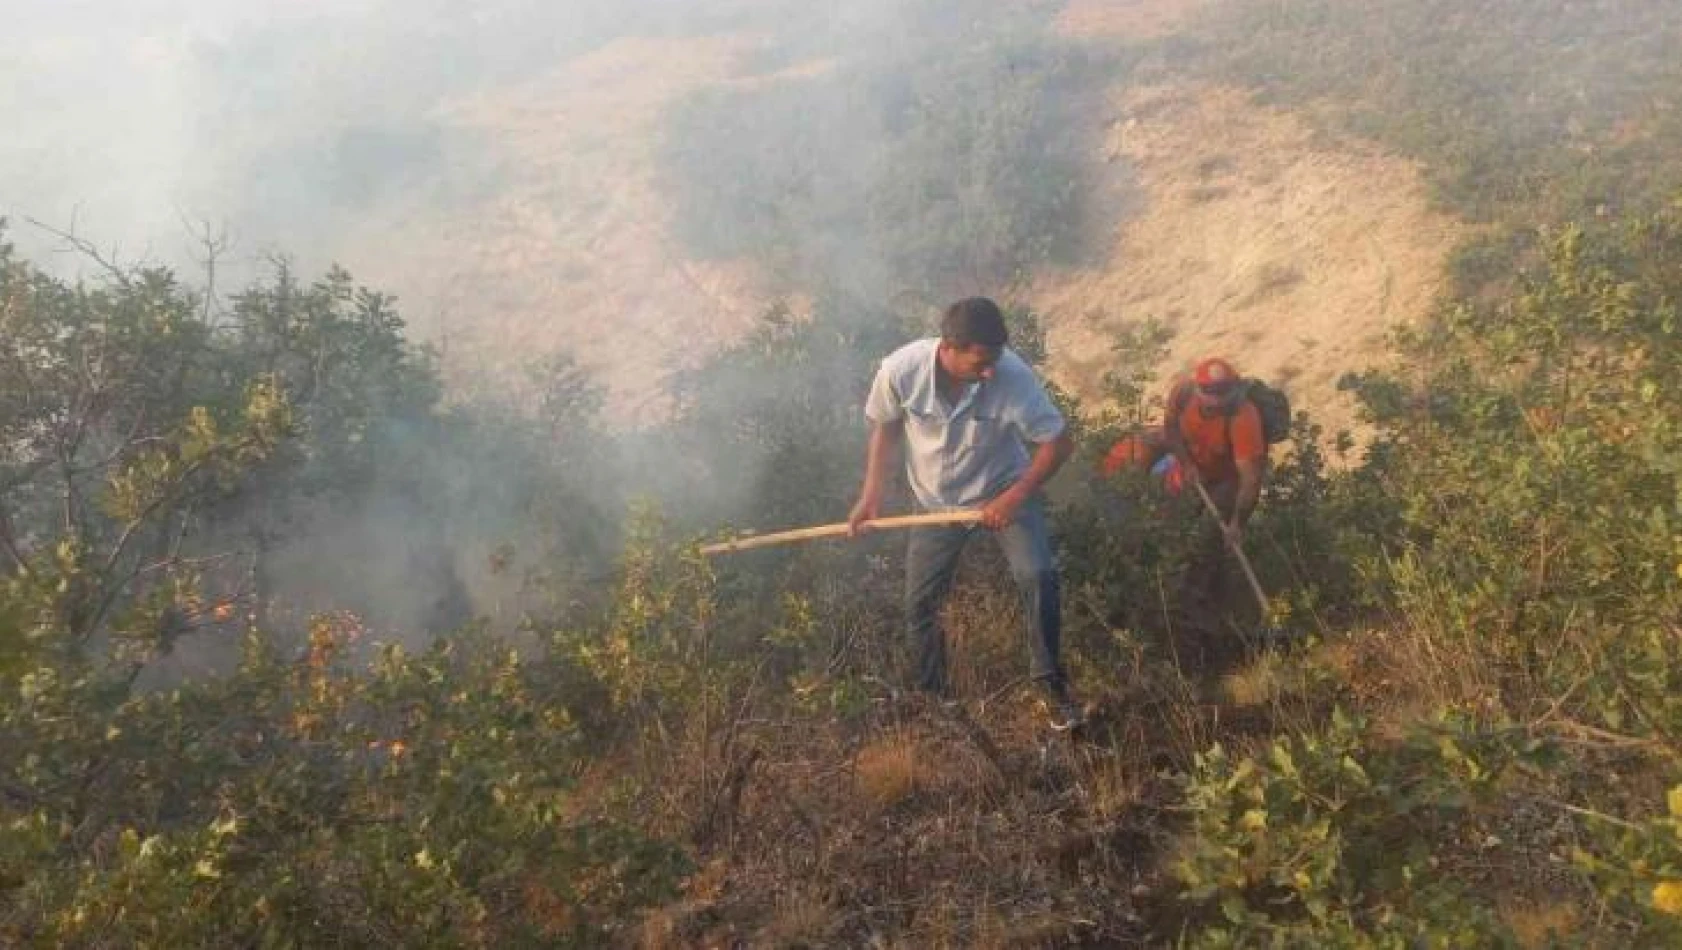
[1191,477,1270,615]
[700,511,983,556]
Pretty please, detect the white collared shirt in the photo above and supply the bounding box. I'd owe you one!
[864,338,1065,509]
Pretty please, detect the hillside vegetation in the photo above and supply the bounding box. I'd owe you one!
[6,0,1682,945]
[659,2,1105,299]
[1190,0,1682,277]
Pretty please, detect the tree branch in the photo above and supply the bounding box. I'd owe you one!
[176,210,231,329]
[25,214,134,288]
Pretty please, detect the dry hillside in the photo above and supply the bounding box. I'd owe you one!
[1028,82,1463,436]
[327,2,1464,435]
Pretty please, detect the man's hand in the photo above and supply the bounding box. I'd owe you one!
[847,494,882,537]
[1221,519,1245,550]
[1180,457,1203,490]
[849,421,899,538]
[980,488,1027,530]
[981,434,1070,530]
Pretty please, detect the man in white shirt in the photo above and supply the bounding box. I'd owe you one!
[848,298,1082,730]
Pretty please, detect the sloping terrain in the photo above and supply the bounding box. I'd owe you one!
[320,1,1465,437]
[1028,82,1463,435]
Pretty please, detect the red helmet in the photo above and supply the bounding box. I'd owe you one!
[1193,357,1240,395]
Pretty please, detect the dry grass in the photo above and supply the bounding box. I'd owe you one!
[1233,261,1305,309]
[308,4,1460,444]
[1500,899,1582,948]
[615,598,1629,945]
[854,729,926,809]
[615,533,1639,945]
[759,887,837,947]
[616,598,1175,943]
[617,568,1514,944]
[1220,649,1289,708]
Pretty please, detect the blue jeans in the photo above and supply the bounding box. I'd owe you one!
[904,497,1064,695]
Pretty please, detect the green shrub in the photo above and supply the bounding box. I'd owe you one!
[1343,217,1682,738]
[1573,784,1682,942]
[1176,709,1537,945]
[1,621,688,946]
[1192,0,1682,228]
[659,26,1107,295]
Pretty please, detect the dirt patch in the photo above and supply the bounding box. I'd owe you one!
[1027,83,1465,439]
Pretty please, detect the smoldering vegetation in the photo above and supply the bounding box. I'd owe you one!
[7,0,1682,945]
[2,0,1120,649]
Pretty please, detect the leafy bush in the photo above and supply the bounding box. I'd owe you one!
[0,231,298,671]
[1341,216,1682,738]
[1574,784,1682,941]
[1056,318,1384,665]
[1192,0,1682,229]
[1176,709,1537,945]
[1,620,688,946]
[659,23,1106,295]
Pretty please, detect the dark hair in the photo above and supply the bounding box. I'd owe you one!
[940,297,1009,348]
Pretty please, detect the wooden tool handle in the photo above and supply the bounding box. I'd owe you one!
[1191,477,1270,614]
[700,511,984,556]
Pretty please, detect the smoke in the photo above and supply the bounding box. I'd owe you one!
[0,0,756,277]
[14,0,1673,661]
[0,0,1098,655]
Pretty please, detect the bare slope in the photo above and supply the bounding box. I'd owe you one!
[323,8,1463,435]
[1028,83,1463,436]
